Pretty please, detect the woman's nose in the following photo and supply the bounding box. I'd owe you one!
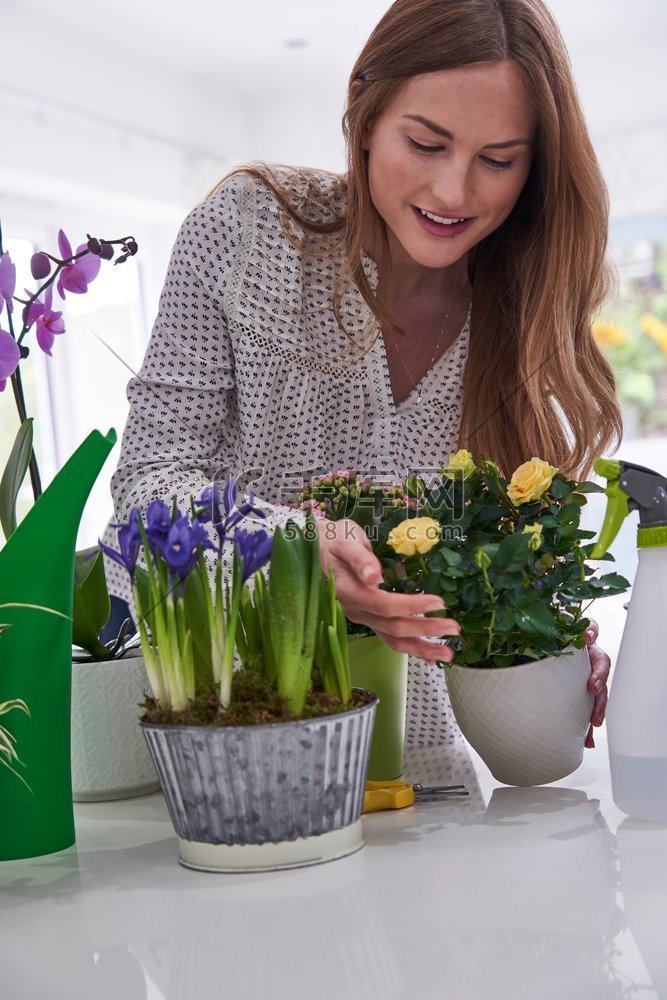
[430,159,473,213]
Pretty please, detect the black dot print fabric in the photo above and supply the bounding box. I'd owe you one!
[102,166,470,746]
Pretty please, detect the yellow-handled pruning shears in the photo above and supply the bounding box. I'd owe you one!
[363,780,469,813]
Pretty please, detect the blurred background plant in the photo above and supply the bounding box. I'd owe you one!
[594,238,667,439]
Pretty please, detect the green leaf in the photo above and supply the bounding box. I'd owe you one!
[72,547,112,659]
[575,482,605,494]
[183,558,214,687]
[134,567,150,625]
[494,531,531,572]
[439,548,462,566]
[560,503,582,526]
[493,605,514,631]
[538,514,559,527]
[0,418,33,541]
[565,492,588,507]
[548,477,572,500]
[514,601,557,637]
[269,523,309,713]
[490,652,517,667]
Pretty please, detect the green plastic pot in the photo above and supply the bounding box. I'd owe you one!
[0,428,116,861]
[348,633,408,780]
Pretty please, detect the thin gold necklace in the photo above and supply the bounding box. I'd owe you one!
[385,263,463,406]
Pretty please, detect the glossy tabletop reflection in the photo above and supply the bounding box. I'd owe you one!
[2,732,666,1000]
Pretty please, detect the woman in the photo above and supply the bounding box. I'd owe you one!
[105,0,620,746]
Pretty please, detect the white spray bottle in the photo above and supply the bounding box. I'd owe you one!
[591,458,667,821]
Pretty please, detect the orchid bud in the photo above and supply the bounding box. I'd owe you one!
[100,243,114,261]
[30,252,51,280]
[86,236,102,255]
[126,239,138,256]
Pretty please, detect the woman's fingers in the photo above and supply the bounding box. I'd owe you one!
[318,517,383,583]
[351,609,459,639]
[584,619,599,645]
[585,639,610,699]
[315,516,458,661]
[373,629,454,665]
[583,621,611,749]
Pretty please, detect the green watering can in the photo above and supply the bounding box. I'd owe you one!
[0,428,116,861]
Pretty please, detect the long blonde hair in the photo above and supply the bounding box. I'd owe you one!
[225,0,622,478]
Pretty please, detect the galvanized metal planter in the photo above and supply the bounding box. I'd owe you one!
[140,691,378,872]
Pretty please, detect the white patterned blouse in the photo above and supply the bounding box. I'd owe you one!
[104,166,470,747]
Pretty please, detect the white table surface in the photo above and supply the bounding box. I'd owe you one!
[2,730,666,1000]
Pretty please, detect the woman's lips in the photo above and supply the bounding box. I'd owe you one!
[412,206,475,238]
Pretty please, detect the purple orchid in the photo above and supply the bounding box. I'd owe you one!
[234,527,273,584]
[99,508,142,578]
[26,286,65,356]
[56,229,101,298]
[0,329,20,391]
[0,251,16,314]
[30,252,51,280]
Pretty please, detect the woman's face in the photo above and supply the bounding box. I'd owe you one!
[364,61,537,276]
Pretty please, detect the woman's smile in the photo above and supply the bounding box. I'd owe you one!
[411,207,476,238]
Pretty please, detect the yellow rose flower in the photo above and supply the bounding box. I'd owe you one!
[523,522,543,551]
[507,458,559,505]
[387,517,441,557]
[442,449,476,480]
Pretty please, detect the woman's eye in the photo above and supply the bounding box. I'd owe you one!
[481,156,514,171]
[406,137,442,154]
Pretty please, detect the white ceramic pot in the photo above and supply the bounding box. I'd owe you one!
[71,646,160,801]
[444,646,593,786]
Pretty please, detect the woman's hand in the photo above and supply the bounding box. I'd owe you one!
[316,517,459,664]
[584,619,610,749]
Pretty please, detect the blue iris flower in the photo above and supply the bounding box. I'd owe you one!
[234,527,273,583]
[195,477,266,554]
[100,507,142,578]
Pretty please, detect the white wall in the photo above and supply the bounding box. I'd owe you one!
[0,2,252,222]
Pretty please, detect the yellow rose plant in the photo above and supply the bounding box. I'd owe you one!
[376,454,629,667]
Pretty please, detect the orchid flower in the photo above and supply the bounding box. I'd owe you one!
[0,251,16,313]
[0,329,20,391]
[55,229,101,298]
[26,286,65,356]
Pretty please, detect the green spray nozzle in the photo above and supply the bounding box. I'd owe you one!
[591,456,667,558]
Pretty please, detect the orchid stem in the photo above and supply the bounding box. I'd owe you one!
[5,305,42,500]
